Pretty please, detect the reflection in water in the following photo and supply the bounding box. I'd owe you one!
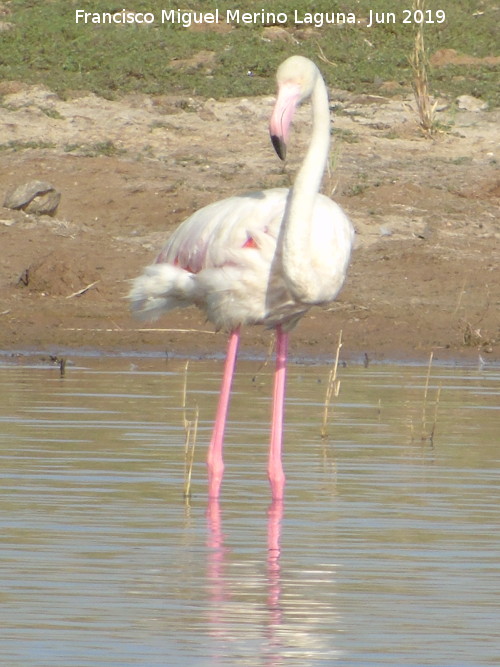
[206,499,228,645]
[206,499,287,666]
[0,356,498,665]
[266,500,283,626]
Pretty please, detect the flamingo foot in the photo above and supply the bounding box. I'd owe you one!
[268,467,286,501]
[207,462,224,499]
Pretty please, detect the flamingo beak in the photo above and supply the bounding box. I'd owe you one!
[269,82,302,161]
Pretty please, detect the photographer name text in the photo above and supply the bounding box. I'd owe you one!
[75,8,446,29]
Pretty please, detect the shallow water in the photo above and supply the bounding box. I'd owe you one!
[0,355,498,666]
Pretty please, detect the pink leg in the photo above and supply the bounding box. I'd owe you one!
[207,327,240,498]
[268,325,288,499]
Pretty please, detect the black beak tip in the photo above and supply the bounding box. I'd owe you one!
[271,134,286,161]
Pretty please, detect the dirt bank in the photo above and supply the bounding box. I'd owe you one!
[0,83,498,363]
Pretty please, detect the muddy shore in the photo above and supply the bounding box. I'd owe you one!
[1,83,498,364]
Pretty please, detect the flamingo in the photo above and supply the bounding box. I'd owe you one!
[129,56,354,500]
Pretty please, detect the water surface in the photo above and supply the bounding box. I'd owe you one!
[0,355,498,665]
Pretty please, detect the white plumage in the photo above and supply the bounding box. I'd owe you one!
[129,186,353,331]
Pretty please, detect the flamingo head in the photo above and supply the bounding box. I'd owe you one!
[269,56,319,161]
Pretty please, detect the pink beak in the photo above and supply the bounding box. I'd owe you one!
[269,82,302,161]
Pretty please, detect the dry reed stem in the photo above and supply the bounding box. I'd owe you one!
[420,350,434,435]
[453,275,469,315]
[325,141,342,197]
[428,383,442,443]
[65,280,100,299]
[181,361,199,499]
[316,41,337,68]
[250,335,275,384]
[183,406,199,499]
[419,351,442,444]
[181,361,189,429]
[409,0,437,136]
[321,330,343,439]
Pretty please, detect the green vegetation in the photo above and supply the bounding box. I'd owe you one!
[0,0,497,106]
[0,140,56,152]
[63,140,126,157]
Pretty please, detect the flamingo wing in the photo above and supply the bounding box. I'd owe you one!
[130,189,288,329]
[156,188,287,272]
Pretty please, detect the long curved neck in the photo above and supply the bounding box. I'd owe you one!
[281,74,331,302]
[291,75,330,211]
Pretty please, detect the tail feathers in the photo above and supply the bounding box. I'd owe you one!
[129,263,198,321]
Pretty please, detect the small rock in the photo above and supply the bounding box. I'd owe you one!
[4,180,61,216]
[456,95,488,112]
[261,26,295,42]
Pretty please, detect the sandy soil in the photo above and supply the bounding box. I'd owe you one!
[0,80,498,364]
